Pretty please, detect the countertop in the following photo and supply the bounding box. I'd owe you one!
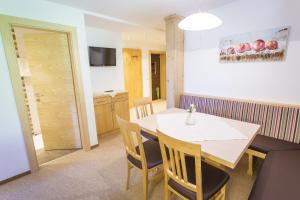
[93,90,127,97]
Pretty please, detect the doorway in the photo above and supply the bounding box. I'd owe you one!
[12,26,82,165]
[122,48,143,107]
[150,51,166,101]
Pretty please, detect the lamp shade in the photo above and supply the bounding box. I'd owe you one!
[178,12,222,31]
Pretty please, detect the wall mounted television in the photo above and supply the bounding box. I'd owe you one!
[89,47,116,67]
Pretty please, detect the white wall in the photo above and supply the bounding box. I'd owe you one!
[122,40,165,97]
[0,34,30,181]
[0,0,98,181]
[85,25,166,97]
[86,27,124,93]
[184,0,300,105]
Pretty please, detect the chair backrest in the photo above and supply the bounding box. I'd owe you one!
[157,130,203,200]
[117,116,147,169]
[133,97,154,119]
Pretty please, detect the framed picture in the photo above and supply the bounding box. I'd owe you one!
[219,27,290,63]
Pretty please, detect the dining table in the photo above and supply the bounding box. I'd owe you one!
[132,108,261,169]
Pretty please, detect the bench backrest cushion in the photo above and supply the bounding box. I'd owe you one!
[179,94,300,143]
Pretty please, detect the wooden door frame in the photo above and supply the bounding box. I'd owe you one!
[148,50,166,101]
[0,14,91,173]
[122,48,143,107]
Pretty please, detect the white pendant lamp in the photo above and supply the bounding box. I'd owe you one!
[178,12,222,31]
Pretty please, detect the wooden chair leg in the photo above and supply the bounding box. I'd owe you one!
[211,185,226,200]
[165,188,171,200]
[247,153,253,176]
[164,177,171,200]
[142,170,149,200]
[126,162,131,190]
[221,185,226,200]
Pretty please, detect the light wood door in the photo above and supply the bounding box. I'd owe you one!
[123,48,143,107]
[160,53,166,100]
[94,103,114,135]
[23,31,81,150]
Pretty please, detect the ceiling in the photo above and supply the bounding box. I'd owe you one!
[46,0,238,31]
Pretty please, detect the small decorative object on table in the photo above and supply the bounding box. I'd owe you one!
[186,104,196,125]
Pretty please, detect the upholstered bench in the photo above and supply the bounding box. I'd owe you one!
[246,135,300,175]
[180,94,300,176]
[250,134,300,153]
[249,150,300,200]
[179,94,300,199]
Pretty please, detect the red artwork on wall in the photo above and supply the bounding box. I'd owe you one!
[219,27,290,62]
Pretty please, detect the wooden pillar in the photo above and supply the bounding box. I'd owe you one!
[165,14,184,108]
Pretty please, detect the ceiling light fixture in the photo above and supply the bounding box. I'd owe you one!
[178,12,222,31]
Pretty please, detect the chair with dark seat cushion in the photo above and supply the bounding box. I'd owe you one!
[249,150,300,200]
[249,135,300,154]
[134,97,158,142]
[127,140,162,169]
[117,116,162,200]
[141,129,158,141]
[157,130,229,200]
[168,156,230,200]
[133,97,154,119]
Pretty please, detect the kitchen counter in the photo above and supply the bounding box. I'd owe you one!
[93,90,127,97]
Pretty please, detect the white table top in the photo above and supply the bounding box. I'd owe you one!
[132,108,260,169]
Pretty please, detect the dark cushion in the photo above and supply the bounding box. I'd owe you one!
[249,150,300,200]
[168,156,229,200]
[141,130,158,141]
[249,135,300,154]
[127,140,162,169]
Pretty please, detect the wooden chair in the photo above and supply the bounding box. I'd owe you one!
[133,97,154,119]
[117,116,163,200]
[133,97,158,141]
[157,130,230,200]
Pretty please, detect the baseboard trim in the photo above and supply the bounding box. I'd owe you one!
[0,171,31,185]
[91,144,99,149]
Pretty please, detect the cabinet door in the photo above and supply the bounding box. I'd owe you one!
[94,103,114,135]
[113,99,130,128]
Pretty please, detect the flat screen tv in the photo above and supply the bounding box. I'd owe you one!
[89,47,116,66]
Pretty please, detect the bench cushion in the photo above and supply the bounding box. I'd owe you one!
[249,150,300,200]
[249,135,300,154]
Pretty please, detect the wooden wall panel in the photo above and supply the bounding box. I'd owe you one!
[165,14,184,108]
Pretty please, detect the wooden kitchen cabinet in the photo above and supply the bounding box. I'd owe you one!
[94,92,129,136]
[113,93,130,129]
